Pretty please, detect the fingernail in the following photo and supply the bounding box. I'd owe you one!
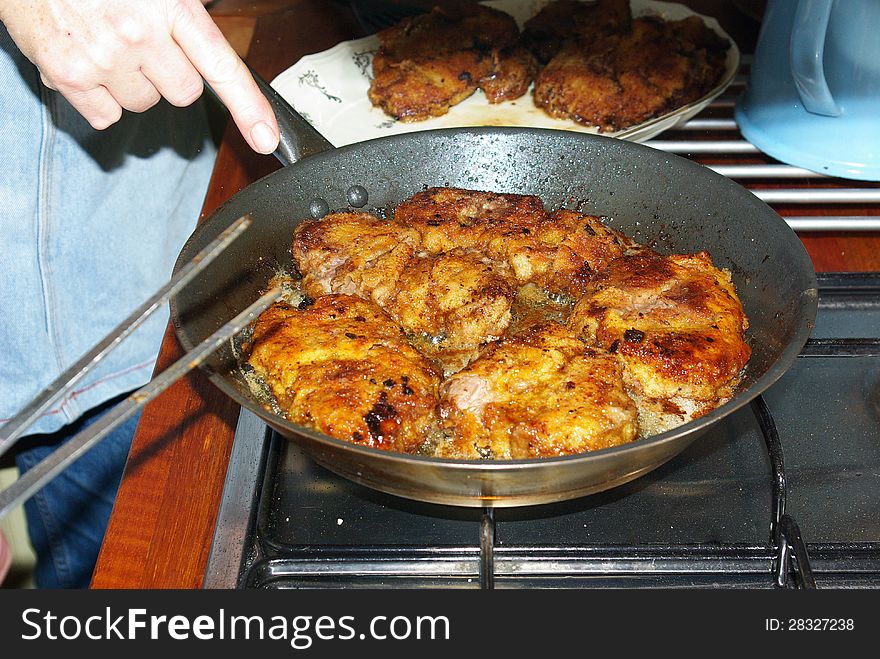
[250,121,278,154]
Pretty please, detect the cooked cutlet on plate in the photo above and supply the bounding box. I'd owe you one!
[247,296,441,453]
[568,251,751,436]
[521,0,632,65]
[530,5,729,132]
[436,321,639,459]
[368,1,537,121]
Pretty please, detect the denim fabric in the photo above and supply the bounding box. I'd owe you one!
[14,393,140,589]
[0,25,217,589]
[0,25,217,434]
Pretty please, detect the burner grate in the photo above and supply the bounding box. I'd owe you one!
[204,273,880,589]
[203,9,880,584]
[470,396,819,590]
[750,397,814,588]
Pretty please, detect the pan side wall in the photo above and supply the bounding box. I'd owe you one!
[171,129,816,506]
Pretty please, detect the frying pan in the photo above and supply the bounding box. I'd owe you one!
[170,76,818,507]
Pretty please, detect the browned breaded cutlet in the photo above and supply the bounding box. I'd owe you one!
[526,1,729,132]
[251,187,751,459]
[368,2,537,121]
[568,251,750,436]
[436,321,638,459]
[521,0,632,64]
[247,296,441,453]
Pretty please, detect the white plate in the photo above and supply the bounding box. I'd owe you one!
[271,0,740,146]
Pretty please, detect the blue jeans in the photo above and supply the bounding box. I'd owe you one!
[0,24,214,588]
[14,393,139,589]
[0,25,216,435]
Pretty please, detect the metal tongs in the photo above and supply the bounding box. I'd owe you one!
[0,215,281,518]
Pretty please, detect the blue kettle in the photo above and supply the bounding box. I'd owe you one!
[735,0,880,180]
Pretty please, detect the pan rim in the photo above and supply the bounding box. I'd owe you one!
[171,126,819,472]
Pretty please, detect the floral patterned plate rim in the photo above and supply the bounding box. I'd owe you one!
[271,0,740,147]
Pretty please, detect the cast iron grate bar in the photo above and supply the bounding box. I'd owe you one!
[801,338,880,358]
[480,507,496,589]
[779,516,815,589]
[750,396,817,588]
[816,271,880,293]
[473,396,823,589]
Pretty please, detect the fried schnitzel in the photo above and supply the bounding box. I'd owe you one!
[530,3,729,132]
[368,1,537,121]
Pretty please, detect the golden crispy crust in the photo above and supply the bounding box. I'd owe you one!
[383,249,516,375]
[532,209,641,297]
[569,252,750,435]
[532,11,729,132]
[368,3,536,121]
[393,186,550,253]
[291,211,421,307]
[247,296,440,453]
[293,210,518,374]
[393,189,640,298]
[437,322,638,459]
[265,188,751,456]
[522,0,632,64]
[479,44,539,103]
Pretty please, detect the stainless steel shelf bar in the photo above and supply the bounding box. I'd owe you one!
[707,164,826,179]
[646,140,760,153]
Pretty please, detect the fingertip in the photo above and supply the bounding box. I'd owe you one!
[249,120,280,155]
[88,105,123,130]
[39,73,58,91]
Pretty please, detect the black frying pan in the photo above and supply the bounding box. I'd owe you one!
[170,75,817,507]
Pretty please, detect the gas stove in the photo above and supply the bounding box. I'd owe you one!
[203,272,880,589]
[202,36,880,588]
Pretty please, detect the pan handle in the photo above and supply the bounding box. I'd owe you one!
[248,66,337,165]
[206,65,337,166]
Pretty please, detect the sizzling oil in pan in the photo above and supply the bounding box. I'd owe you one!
[234,270,581,459]
[231,204,750,462]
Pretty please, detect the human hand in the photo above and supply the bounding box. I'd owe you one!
[0,0,280,154]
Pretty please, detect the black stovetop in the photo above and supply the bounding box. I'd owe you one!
[204,273,880,589]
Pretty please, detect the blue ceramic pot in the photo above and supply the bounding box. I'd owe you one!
[735,0,880,180]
